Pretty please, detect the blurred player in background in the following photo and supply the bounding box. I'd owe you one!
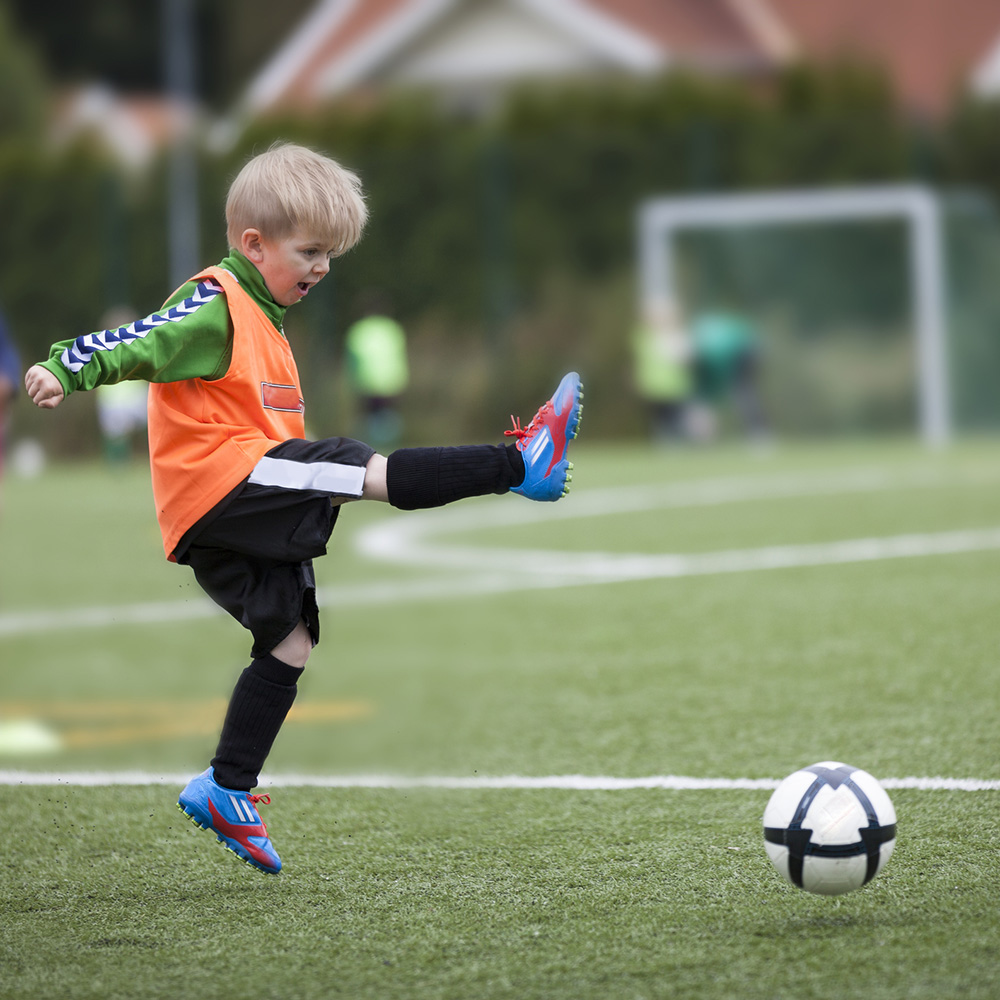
[631,295,691,445]
[688,304,769,444]
[344,290,409,449]
[0,308,21,506]
[25,142,583,876]
[95,307,149,465]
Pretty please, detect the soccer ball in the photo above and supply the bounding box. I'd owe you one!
[763,761,896,896]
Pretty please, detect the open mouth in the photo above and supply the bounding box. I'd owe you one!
[297,282,311,296]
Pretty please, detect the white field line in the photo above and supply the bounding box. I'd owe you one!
[4,520,1000,639]
[0,770,998,791]
[355,461,1000,565]
[4,466,1000,637]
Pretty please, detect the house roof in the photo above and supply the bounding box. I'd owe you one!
[51,84,194,169]
[240,0,758,115]
[605,0,774,60]
[243,0,410,112]
[766,0,1000,117]
[238,0,1000,119]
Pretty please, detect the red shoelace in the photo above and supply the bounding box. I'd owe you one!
[248,792,271,833]
[504,402,552,443]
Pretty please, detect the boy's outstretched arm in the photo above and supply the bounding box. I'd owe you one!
[25,364,65,408]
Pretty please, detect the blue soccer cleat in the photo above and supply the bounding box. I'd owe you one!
[506,371,583,501]
[177,768,282,875]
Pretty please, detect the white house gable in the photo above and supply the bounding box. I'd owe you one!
[970,33,1000,100]
[381,2,617,88]
[285,0,666,108]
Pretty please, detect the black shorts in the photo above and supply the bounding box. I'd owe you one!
[178,437,376,657]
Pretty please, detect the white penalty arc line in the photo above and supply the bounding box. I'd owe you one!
[358,525,1000,581]
[353,469,1000,579]
[0,771,998,791]
[7,527,997,638]
[4,469,1000,637]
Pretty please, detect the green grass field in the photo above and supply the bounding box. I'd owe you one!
[1,438,999,999]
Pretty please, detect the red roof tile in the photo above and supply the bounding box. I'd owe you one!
[766,0,1000,115]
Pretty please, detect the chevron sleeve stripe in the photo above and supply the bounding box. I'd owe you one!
[59,279,224,374]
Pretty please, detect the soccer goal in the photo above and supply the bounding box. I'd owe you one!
[637,186,950,445]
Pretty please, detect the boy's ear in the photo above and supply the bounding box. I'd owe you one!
[240,228,265,262]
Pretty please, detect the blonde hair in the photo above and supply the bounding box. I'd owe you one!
[225,142,367,255]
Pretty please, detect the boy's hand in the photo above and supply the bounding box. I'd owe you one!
[25,364,65,409]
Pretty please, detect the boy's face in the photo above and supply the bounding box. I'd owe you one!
[241,227,336,307]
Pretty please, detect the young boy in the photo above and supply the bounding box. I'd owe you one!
[25,143,582,875]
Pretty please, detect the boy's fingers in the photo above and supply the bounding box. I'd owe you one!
[24,365,63,407]
[26,379,63,408]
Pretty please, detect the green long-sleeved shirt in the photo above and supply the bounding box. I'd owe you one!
[40,252,289,397]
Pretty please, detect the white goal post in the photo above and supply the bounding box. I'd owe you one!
[637,186,950,445]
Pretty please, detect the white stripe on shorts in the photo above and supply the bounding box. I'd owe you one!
[248,455,366,496]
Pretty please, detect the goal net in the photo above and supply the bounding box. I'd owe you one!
[637,186,1000,444]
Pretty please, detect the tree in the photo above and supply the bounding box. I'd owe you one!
[0,1,46,144]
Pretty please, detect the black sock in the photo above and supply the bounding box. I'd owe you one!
[386,444,524,511]
[210,653,304,791]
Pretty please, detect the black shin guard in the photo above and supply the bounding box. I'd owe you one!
[211,654,304,791]
[385,444,524,511]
